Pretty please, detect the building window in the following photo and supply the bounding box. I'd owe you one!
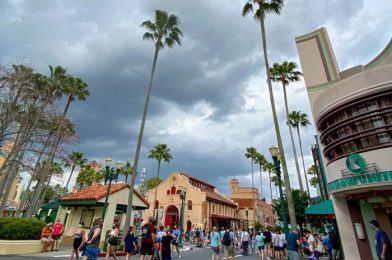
[187,200,192,210]
[167,190,170,195]
[384,113,392,124]
[372,117,384,128]
[171,186,176,195]
[378,133,391,144]
[80,209,94,228]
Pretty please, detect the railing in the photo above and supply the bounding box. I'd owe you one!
[340,163,378,178]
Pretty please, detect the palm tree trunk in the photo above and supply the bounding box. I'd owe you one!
[153,160,161,220]
[123,43,161,237]
[65,165,76,191]
[259,16,297,230]
[282,83,303,191]
[251,158,256,225]
[297,127,310,198]
[259,165,263,200]
[268,170,273,203]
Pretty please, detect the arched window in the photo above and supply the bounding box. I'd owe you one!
[171,186,176,195]
[187,200,192,210]
[167,190,170,195]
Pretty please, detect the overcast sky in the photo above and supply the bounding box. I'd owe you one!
[1,0,391,200]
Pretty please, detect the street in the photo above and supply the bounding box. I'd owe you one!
[0,246,268,260]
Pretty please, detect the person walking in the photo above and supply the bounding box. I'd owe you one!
[82,218,102,260]
[68,222,85,260]
[52,219,64,251]
[303,230,316,259]
[171,225,181,258]
[124,226,137,260]
[255,230,265,260]
[210,226,221,260]
[222,227,235,260]
[263,228,272,258]
[241,229,250,256]
[140,216,156,260]
[286,230,300,260]
[161,229,176,260]
[106,224,119,260]
[370,220,392,260]
[322,232,333,260]
[273,230,281,260]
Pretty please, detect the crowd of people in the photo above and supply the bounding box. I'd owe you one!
[38,216,392,260]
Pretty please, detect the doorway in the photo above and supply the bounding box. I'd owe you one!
[165,205,179,228]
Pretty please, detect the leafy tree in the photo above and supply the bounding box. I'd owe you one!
[65,151,87,190]
[255,152,267,200]
[76,164,103,188]
[145,176,163,190]
[289,110,311,198]
[242,0,298,230]
[120,161,133,183]
[123,10,183,236]
[245,147,258,223]
[262,161,275,202]
[270,61,303,191]
[307,164,319,188]
[272,189,309,233]
[148,143,172,218]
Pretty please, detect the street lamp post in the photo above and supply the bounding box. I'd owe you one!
[269,146,289,237]
[101,158,122,222]
[178,186,187,248]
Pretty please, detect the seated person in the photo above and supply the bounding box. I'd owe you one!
[41,222,54,252]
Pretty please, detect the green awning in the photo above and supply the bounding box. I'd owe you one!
[41,199,60,210]
[305,199,335,215]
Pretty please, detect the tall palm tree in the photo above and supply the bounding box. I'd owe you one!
[262,161,275,203]
[245,147,258,224]
[254,152,266,200]
[123,10,183,236]
[270,61,303,192]
[242,0,298,230]
[121,161,133,183]
[65,151,87,191]
[307,164,319,188]
[148,143,172,218]
[289,111,311,198]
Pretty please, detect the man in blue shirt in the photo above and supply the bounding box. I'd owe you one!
[210,226,221,260]
[370,220,392,260]
[171,225,181,258]
[286,230,300,260]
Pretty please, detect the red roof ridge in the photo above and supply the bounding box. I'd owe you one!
[179,172,215,188]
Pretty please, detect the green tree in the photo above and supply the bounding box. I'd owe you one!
[289,110,311,198]
[270,61,303,191]
[255,152,267,200]
[120,161,133,183]
[145,176,163,190]
[123,10,183,236]
[262,161,275,203]
[272,189,309,233]
[242,0,298,230]
[65,151,87,190]
[148,143,173,218]
[245,147,258,224]
[76,165,103,188]
[307,164,319,188]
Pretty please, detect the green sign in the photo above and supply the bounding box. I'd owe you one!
[346,153,366,174]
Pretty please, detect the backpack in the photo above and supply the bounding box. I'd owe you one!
[141,224,150,240]
[222,231,231,246]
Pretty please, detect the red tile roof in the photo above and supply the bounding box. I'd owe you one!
[206,191,237,207]
[60,183,149,206]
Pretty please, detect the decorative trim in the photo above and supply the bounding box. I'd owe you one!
[328,171,392,192]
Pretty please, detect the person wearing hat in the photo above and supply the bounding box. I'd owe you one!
[370,220,392,260]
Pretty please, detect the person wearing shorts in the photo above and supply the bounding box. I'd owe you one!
[210,226,221,260]
[263,229,272,258]
[255,230,265,260]
[140,217,156,260]
[223,228,235,260]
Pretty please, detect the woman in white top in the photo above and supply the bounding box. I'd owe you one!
[105,224,119,260]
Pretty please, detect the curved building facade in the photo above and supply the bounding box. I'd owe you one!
[296,28,392,259]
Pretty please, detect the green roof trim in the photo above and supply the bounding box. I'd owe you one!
[60,200,97,206]
[305,199,334,215]
[328,171,392,192]
[41,199,60,210]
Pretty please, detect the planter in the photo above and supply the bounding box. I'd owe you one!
[0,240,43,255]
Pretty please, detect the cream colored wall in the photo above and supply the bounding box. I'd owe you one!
[143,172,206,231]
[332,195,361,259]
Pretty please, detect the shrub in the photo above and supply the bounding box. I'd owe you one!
[0,217,46,240]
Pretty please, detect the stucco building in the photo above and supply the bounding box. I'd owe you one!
[230,178,274,228]
[143,172,238,232]
[296,27,392,259]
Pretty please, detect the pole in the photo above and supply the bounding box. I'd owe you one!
[178,190,186,247]
[101,166,111,221]
[273,156,289,237]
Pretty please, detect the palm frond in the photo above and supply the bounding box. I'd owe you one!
[143,32,155,41]
[140,20,157,32]
[242,2,254,17]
